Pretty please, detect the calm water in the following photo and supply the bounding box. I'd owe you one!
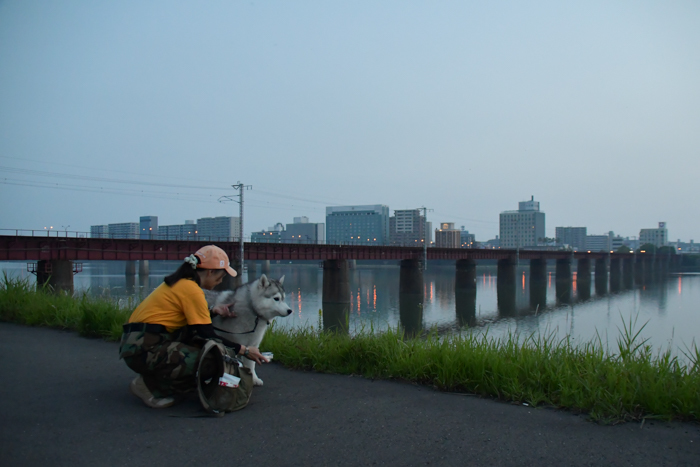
[3,261,699,357]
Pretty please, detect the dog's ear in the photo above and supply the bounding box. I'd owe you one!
[278,275,285,285]
[259,274,269,288]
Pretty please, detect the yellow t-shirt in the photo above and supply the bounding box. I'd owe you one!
[128,279,211,333]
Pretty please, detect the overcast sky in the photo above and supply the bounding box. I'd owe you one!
[1,1,698,241]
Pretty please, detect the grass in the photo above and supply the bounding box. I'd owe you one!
[0,273,131,341]
[1,272,698,423]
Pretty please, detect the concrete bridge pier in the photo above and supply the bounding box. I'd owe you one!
[138,260,149,277]
[530,259,547,283]
[125,260,137,276]
[577,258,591,301]
[595,258,608,295]
[634,257,645,285]
[454,259,477,328]
[555,258,572,282]
[529,259,547,311]
[36,260,74,295]
[399,259,424,337]
[622,258,634,289]
[261,260,271,275]
[455,259,476,292]
[247,262,257,280]
[609,258,621,292]
[322,259,351,333]
[556,279,572,305]
[497,258,517,317]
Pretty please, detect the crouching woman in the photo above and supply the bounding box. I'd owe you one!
[119,245,268,409]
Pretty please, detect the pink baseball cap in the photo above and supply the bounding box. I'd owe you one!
[194,245,237,277]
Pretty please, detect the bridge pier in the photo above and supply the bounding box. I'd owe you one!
[622,258,634,289]
[556,278,572,305]
[497,258,517,317]
[555,258,572,282]
[247,262,257,280]
[138,260,149,277]
[399,259,424,336]
[595,257,608,295]
[322,259,351,333]
[36,260,74,294]
[609,258,621,292]
[125,260,137,276]
[577,258,591,301]
[261,260,271,274]
[455,259,476,291]
[530,259,547,282]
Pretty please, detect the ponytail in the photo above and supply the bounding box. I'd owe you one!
[164,254,202,286]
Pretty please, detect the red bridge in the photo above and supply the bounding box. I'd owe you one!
[0,235,622,262]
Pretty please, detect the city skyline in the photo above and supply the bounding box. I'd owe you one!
[1,2,699,240]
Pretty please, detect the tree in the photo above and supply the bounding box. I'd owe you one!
[616,245,631,254]
[637,243,657,254]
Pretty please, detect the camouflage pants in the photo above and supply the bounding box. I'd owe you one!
[119,327,207,398]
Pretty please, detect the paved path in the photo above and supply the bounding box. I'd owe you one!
[1,323,699,466]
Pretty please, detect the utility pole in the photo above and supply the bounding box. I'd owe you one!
[419,206,433,271]
[219,181,252,275]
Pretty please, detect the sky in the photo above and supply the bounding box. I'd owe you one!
[1,1,699,242]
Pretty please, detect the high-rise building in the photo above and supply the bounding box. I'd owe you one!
[108,222,139,239]
[282,217,325,244]
[640,222,668,248]
[157,220,197,240]
[499,196,545,248]
[90,225,109,239]
[389,209,431,246]
[586,232,613,252]
[196,216,241,241]
[435,222,460,248]
[326,205,390,245]
[555,227,587,250]
[251,222,285,243]
[139,216,158,239]
[460,227,476,248]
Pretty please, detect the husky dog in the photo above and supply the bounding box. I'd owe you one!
[204,274,292,386]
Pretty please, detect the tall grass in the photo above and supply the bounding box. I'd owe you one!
[2,272,698,422]
[262,319,700,423]
[0,273,130,340]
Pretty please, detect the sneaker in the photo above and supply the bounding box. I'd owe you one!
[129,375,175,409]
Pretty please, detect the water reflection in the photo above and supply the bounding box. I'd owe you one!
[555,280,572,305]
[529,279,547,311]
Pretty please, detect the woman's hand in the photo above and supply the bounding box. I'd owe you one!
[239,345,269,364]
[211,304,236,318]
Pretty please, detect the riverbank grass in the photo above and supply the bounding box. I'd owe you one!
[1,274,698,422]
[0,274,130,340]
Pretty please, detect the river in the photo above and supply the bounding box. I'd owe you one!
[2,260,699,358]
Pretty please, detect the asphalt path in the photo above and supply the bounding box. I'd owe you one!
[1,323,699,466]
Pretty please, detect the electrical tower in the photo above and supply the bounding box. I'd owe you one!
[219,181,252,275]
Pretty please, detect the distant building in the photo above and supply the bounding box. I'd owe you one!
[586,232,613,252]
[326,205,390,245]
[196,216,240,241]
[640,222,668,248]
[251,222,284,243]
[107,222,139,239]
[499,196,545,248]
[282,216,325,244]
[90,225,109,239]
[389,209,431,246]
[435,222,460,248]
[555,227,587,251]
[139,216,158,239]
[482,236,501,249]
[460,226,476,248]
[674,239,699,254]
[158,220,197,240]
